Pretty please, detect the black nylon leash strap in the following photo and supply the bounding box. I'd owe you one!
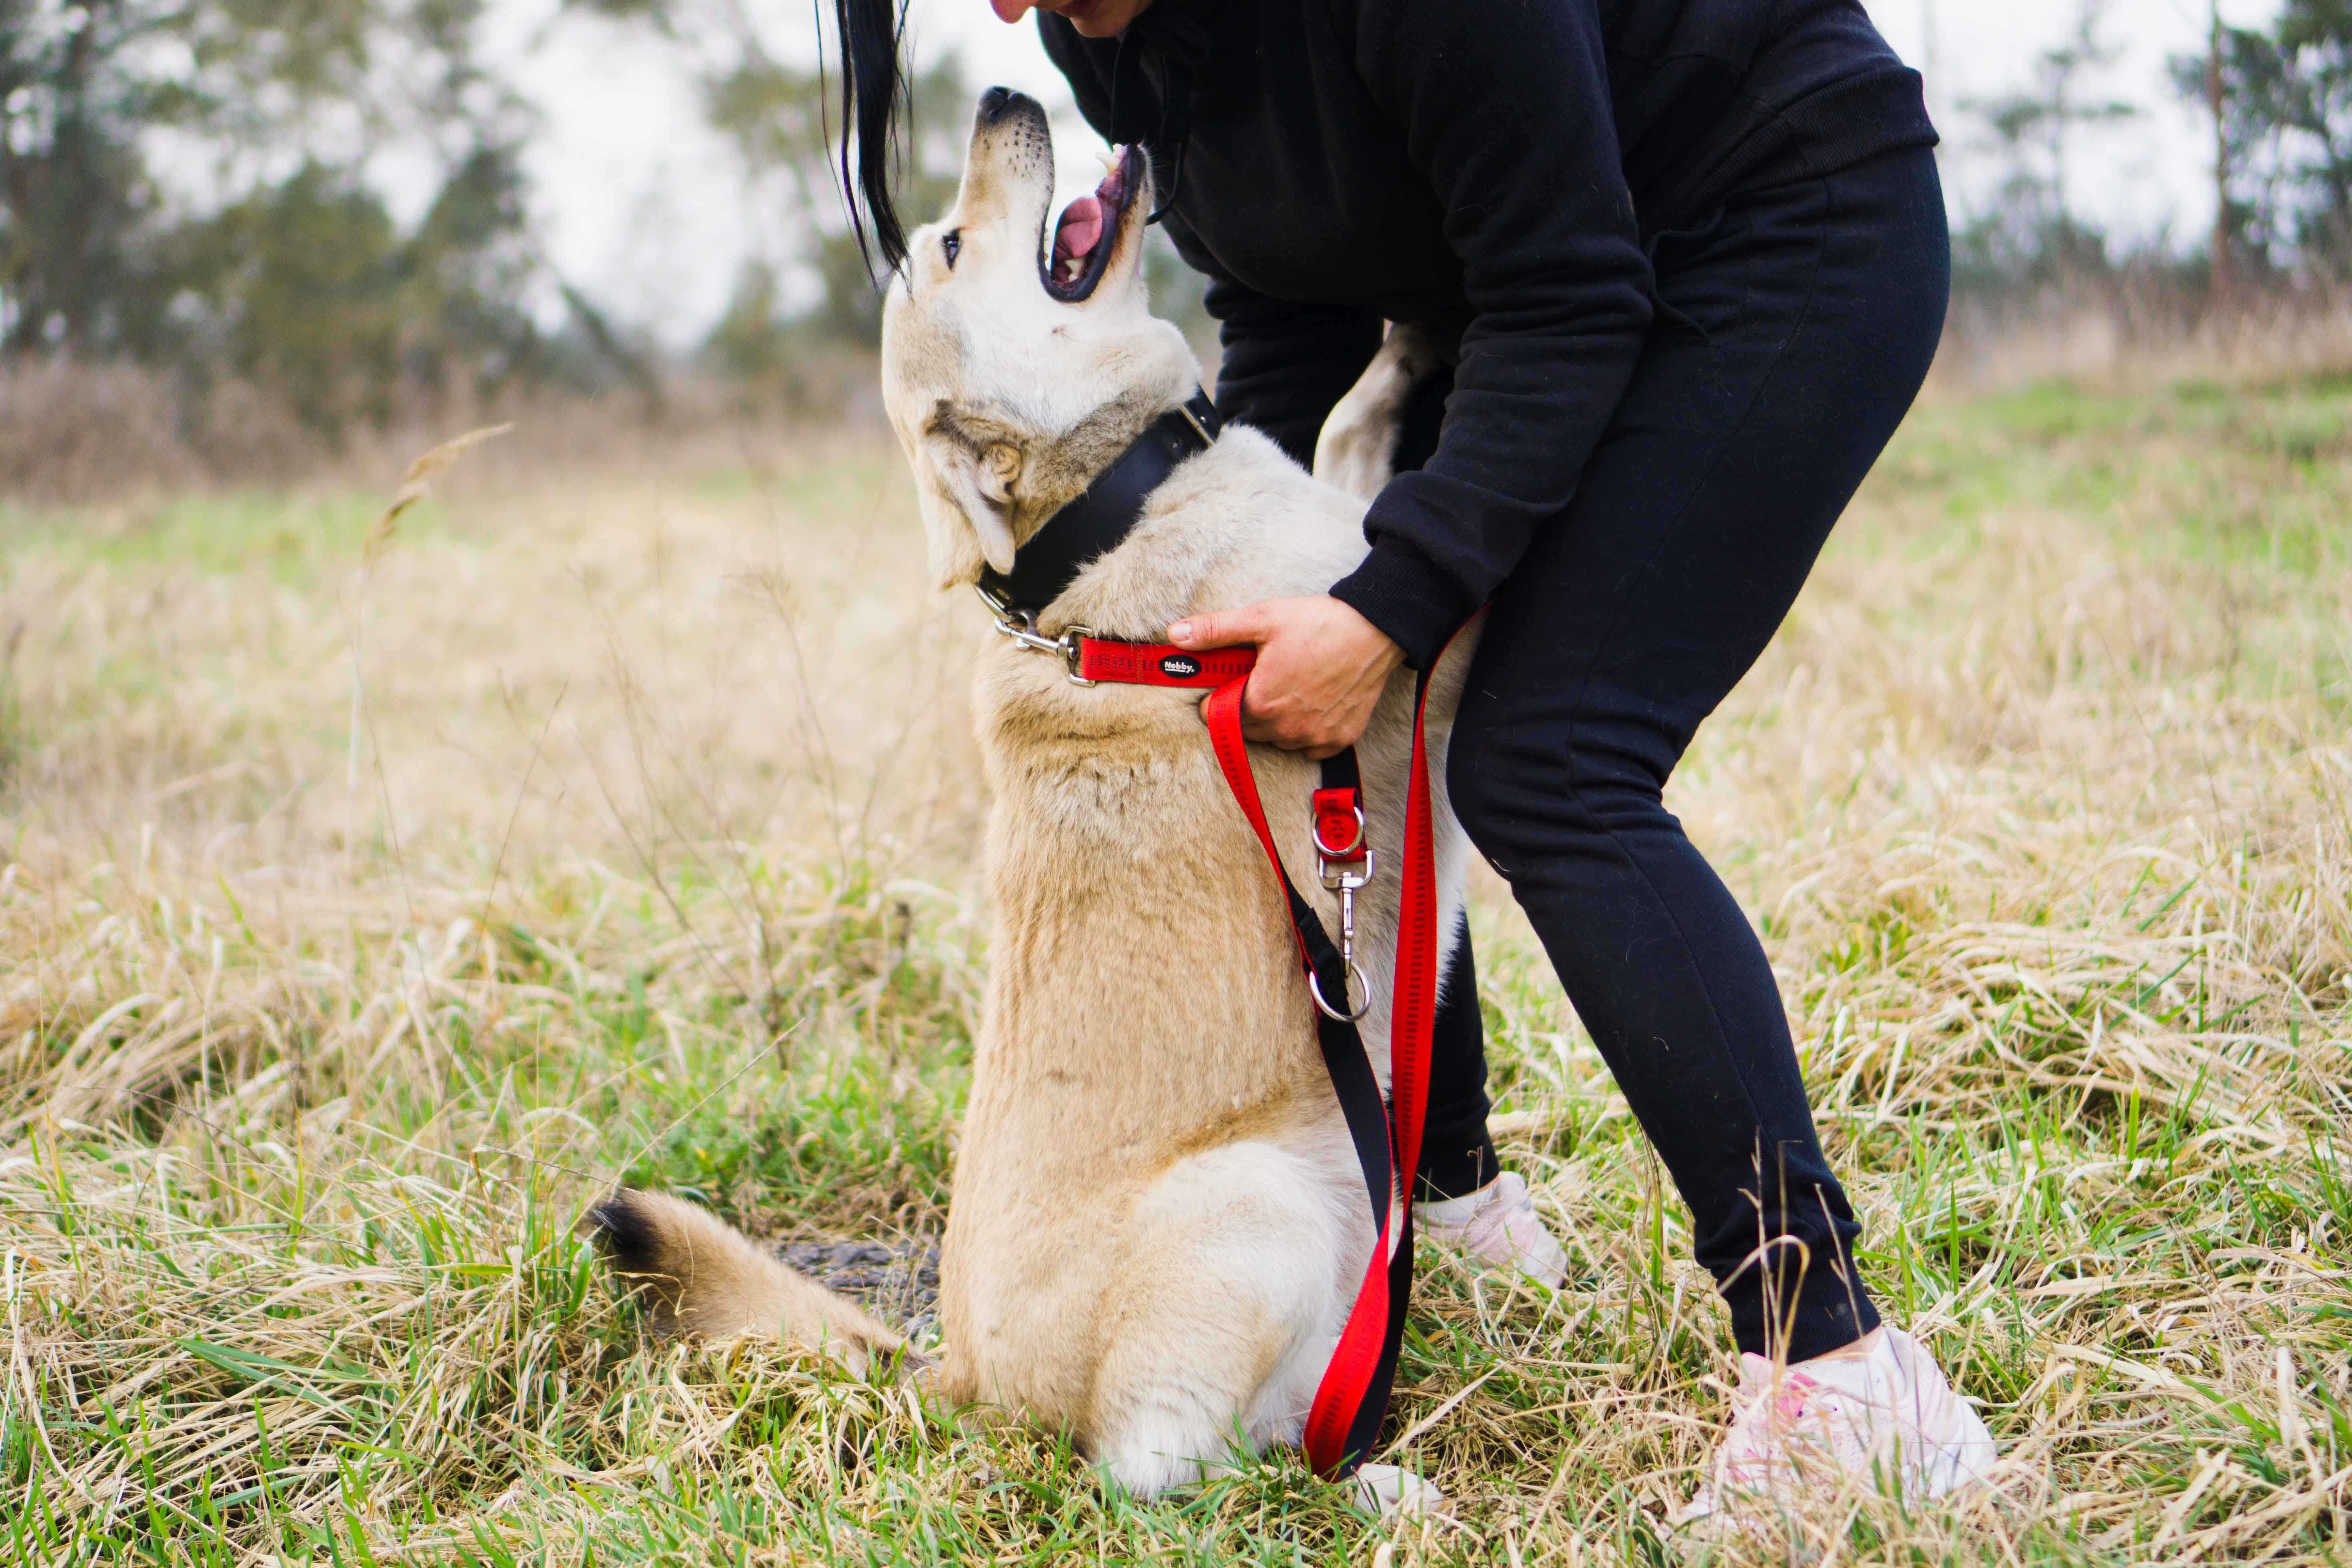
[979,390,1221,616]
[1303,665,1439,1472]
[1298,880,1404,1472]
[1304,745,1408,1475]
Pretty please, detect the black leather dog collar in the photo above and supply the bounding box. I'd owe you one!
[978,389,1221,617]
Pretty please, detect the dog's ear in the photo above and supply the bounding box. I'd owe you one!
[916,435,1025,583]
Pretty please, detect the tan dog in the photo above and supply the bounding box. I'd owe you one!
[595,88,1471,1502]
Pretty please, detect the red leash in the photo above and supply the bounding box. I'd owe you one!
[1075,628,1441,1478]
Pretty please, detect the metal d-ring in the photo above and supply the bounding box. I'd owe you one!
[1311,961,1373,1023]
[1062,623,1098,686]
[1314,803,1368,863]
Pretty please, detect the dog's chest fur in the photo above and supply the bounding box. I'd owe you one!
[964,429,1375,1134]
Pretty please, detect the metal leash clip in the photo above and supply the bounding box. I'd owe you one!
[1311,799,1375,1023]
[974,583,1097,686]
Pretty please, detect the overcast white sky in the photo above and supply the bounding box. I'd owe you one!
[489,0,2285,343]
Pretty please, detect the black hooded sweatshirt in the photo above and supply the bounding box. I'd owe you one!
[1039,0,1936,669]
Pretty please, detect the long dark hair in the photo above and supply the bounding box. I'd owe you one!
[829,0,916,276]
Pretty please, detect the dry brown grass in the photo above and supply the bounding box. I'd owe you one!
[0,358,889,506]
[1,376,2348,1563]
[1939,282,2352,394]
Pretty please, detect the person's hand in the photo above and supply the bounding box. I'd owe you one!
[1168,596,1404,760]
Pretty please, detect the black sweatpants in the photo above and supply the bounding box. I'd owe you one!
[1410,146,1950,1362]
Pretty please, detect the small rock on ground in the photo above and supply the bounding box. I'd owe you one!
[774,1235,941,1347]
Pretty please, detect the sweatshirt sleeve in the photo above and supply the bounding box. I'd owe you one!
[1325,0,1654,669]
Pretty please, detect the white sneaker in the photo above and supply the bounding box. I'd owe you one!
[1676,1326,1998,1533]
[1413,1171,1569,1288]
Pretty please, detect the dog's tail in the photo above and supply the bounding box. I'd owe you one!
[589,1188,908,1376]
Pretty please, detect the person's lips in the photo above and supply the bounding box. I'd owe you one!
[993,0,1107,21]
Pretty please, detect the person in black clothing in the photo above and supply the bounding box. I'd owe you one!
[833,0,1998,1521]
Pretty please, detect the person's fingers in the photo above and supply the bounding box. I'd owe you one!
[1239,710,1340,753]
[1239,663,1289,729]
[989,0,1033,21]
[1238,714,1303,749]
[1167,601,1275,650]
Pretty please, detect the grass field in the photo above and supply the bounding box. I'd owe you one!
[3,376,2350,1564]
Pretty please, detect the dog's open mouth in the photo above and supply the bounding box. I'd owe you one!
[1043,145,1143,304]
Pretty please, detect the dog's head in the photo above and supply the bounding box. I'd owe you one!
[881,87,1199,589]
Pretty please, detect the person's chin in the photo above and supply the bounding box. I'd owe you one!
[1052,0,1124,36]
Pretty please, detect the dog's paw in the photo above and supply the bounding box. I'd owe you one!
[1353,1462,1444,1519]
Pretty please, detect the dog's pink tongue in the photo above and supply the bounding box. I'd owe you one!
[1053,196,1103,266]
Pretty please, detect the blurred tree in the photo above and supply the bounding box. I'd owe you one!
[0,0,386,356]
[697,46,969,353]
[2204,0,2236,300]
[1958,0,2139,289]
[2,0,180,355]
[154,144,562,434]
[176,164,408,428]
[2176,0,2352,277]
[703,260,797,385]
[0,0,639,432]
[400,142,550,393]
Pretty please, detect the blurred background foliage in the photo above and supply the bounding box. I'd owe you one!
[0,0,588,411]
[695,46,971,377]
[2194,0,2352,278]
[0,0,961,449]
[5,0,2352,469]
[1958,0,2352,296]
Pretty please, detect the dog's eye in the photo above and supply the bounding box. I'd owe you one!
[942,230,962,268]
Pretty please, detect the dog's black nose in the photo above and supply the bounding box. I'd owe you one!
[976,86,1037,127]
